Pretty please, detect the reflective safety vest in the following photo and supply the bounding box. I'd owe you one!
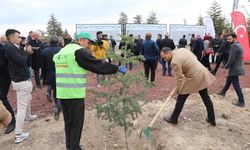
[53,43,87,99]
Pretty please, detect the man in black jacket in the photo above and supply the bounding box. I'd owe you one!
[159,34,176,76]
[178,35,187,48]
[0,38,16,134]
[211,30,230,75]
[42,35,62,120]
[28,31,44,89]
[5,29,37,144]
[211,34,222,63]
[134,35,143,56]
[192,34,204,61]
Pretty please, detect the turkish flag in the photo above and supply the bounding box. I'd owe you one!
[231,11,250,61]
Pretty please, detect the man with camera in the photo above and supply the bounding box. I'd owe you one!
[91,31,110,87]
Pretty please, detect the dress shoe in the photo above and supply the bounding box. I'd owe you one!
[164,116,178,125]
[54,111,60,121]
[206,118,216,127]
[232,101,245,107]
[217,91,225,97]
[4,122,15,134]
[4,117,15,134]
[46,92,52,102]
[210,70,216,75]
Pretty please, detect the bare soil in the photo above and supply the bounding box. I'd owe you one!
[0,63,250,150]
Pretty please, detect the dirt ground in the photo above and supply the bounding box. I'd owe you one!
[0,63,250,150]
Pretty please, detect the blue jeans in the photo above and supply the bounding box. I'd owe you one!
[159,59,172,76]
[222,76,244,103]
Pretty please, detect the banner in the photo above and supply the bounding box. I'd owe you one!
[126,24,167,40]
[76,24,122,41]
[231,11,250,61]
[169,24,205,45]
[202,16,216,38]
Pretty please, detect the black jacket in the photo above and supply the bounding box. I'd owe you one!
[0,43,11,86]
[28,39,43,68]
[4,42,30,82]
[211,38,222,52]
[193,38,204,60]
[42,44,61,85]
[217,36,230,55]
[178,38,187,48]
[74,47,118,74]
[134,38,143,54]
[159,37,176,50]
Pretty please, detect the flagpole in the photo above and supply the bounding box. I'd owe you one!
[232,0,239,29]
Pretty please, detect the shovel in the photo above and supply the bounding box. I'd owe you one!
[140,89,175,143]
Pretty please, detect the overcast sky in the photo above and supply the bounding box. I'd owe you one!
[0,0,250,37]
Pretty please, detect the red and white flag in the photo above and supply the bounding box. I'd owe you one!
[231,11,250,61]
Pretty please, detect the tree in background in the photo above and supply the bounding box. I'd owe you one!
[146,11,159,24]
[133,15,143,24]
[37,29,49,41]
[118,12,128,35]
[207,0,227,35]
[197,14,204,25]
[47,14,63,36]
[62,29,69,38]
[118,12,128,24]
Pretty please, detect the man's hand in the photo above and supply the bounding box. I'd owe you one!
[24,45,33,54]
[118,66,126,74]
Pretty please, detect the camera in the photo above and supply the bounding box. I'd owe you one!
[96,39,103,46]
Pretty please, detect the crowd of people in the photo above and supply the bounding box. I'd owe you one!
[0,28,246,150]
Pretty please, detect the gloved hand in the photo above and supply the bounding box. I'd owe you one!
[118,66,126,74]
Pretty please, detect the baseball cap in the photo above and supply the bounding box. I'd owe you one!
[75,32,96,44]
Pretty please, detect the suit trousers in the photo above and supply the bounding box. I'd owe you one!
[33,67,41,86]
[0,84,15,118]
[171,88,215,123]
[221,76,245,103]
[12,80,33,134]
[61,99,85,150]
[212,53,229,75]
[144,60,157,82]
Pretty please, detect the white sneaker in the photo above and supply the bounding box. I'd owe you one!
[25,115,38,122]
[15,132,30,144]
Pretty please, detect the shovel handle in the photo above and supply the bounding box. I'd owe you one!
[148,89,175,128]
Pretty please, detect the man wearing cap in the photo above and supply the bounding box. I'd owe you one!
[53,32,126,150]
